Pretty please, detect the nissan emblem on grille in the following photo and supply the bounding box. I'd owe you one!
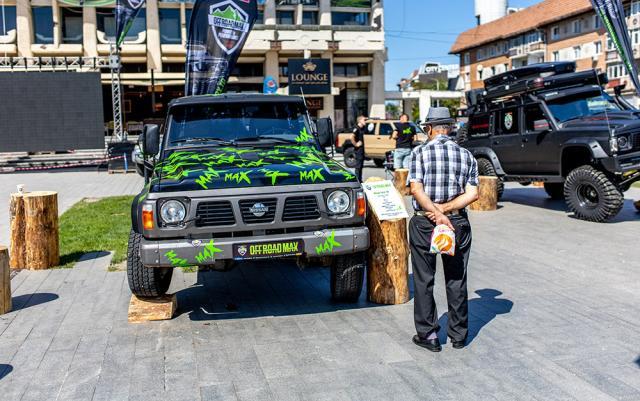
[249,203,269,217]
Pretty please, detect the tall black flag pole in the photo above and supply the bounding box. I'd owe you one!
[185,0,258,96]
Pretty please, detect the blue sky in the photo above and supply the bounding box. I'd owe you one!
[384,0,541,90]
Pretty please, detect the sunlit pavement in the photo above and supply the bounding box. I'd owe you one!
[0,166,639,400]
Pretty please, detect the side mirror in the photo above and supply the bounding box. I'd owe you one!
[533,119,550,132]
[142,124,160,156]
[316,117,334,147]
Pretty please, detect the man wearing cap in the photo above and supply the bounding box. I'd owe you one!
[408,107,479,352]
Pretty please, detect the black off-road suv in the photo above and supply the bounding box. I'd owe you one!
[128,94,369,301]
[460,62,640,222]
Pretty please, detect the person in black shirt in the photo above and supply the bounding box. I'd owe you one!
[391,114,416,170]
[349,115,367,182]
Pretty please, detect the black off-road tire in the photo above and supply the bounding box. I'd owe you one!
[564,166,624,222]
[330,253,365,302]
[476,158,504,199]
[373,158,385,168]
[343,147,358,168]
[127,229,173,297]
[544,183,564,200]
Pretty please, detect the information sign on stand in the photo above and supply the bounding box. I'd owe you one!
[362,180,409,221]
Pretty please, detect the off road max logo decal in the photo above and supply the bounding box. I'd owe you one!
[233,240,304,259]
[209,1,251,55]
[504,112,514,131]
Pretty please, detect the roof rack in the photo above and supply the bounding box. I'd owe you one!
[483,62,576,88]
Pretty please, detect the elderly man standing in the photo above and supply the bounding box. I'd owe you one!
[408,108,479,352]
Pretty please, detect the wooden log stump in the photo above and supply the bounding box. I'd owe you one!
[128,294,177,323]
[9,193,26,269]
[0,246,11,314]
[469,176,499,211]
[393,169,410,196]
[23,191,59,269]
[365,177,410,305]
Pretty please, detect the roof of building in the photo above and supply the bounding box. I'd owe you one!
[450,0,593,54]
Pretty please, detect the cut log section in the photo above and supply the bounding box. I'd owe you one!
[469,176,499,212]
[365,177,410,305]
[0,246,11,314]
[393,169,411,196]
[9,193,26,269]
[128,294,177,323]
[23,191,59,269]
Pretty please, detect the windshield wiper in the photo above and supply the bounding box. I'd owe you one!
[235,135,300,144]
[170,137,235,146]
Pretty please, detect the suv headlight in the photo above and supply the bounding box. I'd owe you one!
[327,190,350,214]
[160,200,186,224]
[617,135,632,151]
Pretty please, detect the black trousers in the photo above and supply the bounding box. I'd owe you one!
[409,214,472,342]
[354,151,365,182]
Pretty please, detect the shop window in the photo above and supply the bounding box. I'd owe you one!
[302,11,317,25]
[277,10,295,25]
[332,12,369,26]
[62,8,83,44]
[0,6,16,36]
[159,8,181,44]
[32,6,54,44]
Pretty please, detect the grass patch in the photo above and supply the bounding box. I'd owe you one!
[59,196,134,268]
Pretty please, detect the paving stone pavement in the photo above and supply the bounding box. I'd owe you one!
[0,171,639,400]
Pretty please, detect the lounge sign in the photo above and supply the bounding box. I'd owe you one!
[288,58,331,95]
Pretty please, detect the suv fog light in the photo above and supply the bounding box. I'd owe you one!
[142,204,154,230]
[160,200,186,224]
[327,190,350,214]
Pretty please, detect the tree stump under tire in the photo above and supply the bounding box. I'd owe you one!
[364,177,409,305]
[0,246,11,315]
[128,294,176,323]
[393,169,410,196]
[469,176,498,211]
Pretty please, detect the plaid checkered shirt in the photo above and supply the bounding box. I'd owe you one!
[407,135,479,210]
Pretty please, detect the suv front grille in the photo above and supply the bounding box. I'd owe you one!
[282,196,321,221]
[196,201,236,227]
[633,133,640,150]
[239,199,277,224]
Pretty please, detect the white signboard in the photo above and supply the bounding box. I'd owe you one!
[362,180,409,221]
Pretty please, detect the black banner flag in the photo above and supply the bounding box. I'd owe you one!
[115,0,145,47]
[185,0,258,96]
[592,0,640,95]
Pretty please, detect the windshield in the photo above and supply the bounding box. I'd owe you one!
[408,122,425,134]
[167,101,314,146]
[546,91,621,123]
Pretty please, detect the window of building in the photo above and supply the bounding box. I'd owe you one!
[463,53,470,65]
[573,20,582,34]
[594,41,602,55]
[497,108,519,135]
[553,51,560,61]
[334,63,369,77]
[608,63,625,78]
[593,15,601,29]
[230,63,264,77]
[159,8,181,44]
[504,63,509,72]
[477,48,485,61]
[186,8,193,28]
[524,104,548,132]
[573,46,582,60]
[632,1,640,15]
[120,63,148,74]
[302,11,318,25]
[331,0,370,6]
[61,7,83,44]
[631,28,640,45]
[332,12,369,26]
[256,8,264,24]
[97,8,146,42]
[32,6,54,44]
[279,0,319,5]
[477,68,483,81]
[279,63,288,77]
[277,10,295,24]
[0,6,16,36]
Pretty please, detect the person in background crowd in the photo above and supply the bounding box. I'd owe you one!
[391,113,416,170]
[407,107,479,352]
[349,115,367,182]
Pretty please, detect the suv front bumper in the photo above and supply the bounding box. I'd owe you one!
[602,150,640,174]
[139,227,370,267]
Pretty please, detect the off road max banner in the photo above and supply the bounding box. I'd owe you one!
[591,0,640,95]
[185,0,257,96]
[115,0,145,47]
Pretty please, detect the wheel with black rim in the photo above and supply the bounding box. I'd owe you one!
[373,158,385,168]
[343,147,358,168]
[544,183,564,200]
[127,229,173,297]
[476,158,504,199]
[564,166,624,222]
[330,253,365,302]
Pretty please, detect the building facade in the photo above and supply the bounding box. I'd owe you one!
[451,0,640,103]
[0,0,385,132]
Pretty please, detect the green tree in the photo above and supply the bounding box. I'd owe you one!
[385,102,400,119]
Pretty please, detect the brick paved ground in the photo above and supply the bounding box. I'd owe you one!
[0,169,639,400]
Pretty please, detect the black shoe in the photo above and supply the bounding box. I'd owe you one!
[412,335,442,352]
[451,340,466,349]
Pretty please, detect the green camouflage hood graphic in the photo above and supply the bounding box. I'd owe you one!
[151,145,357,192]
